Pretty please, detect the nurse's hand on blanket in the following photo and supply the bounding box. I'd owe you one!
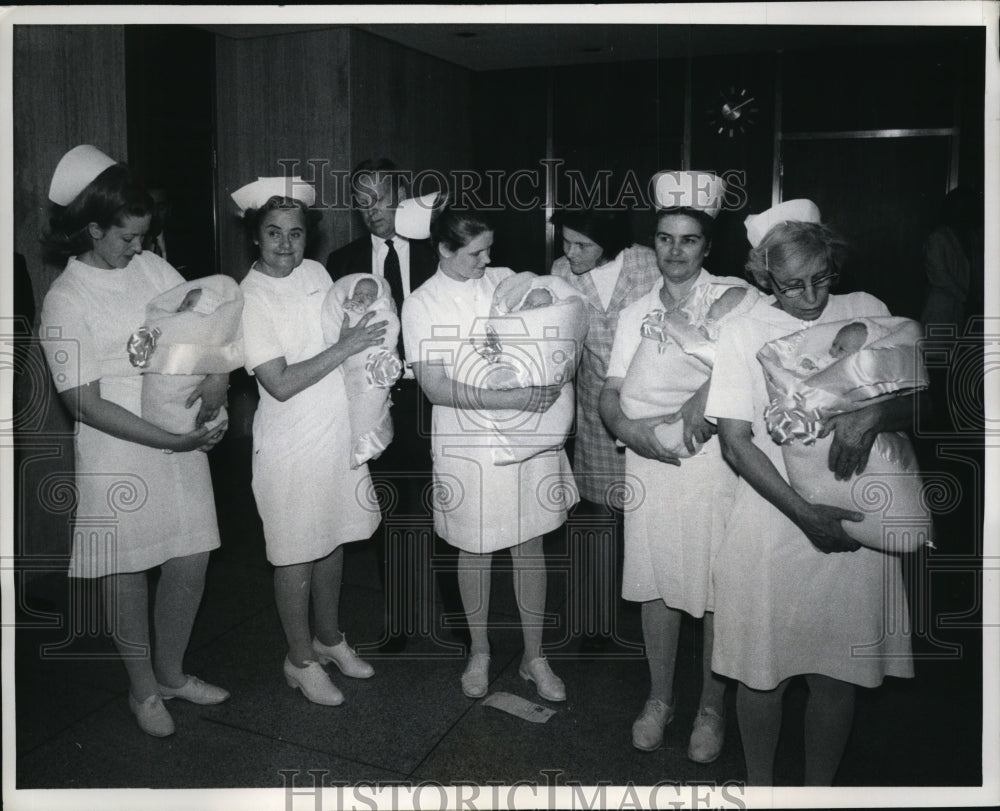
[793,502,864,554]
[664,383,717,455]
[598,384,681,465]
[817,407,880,481]
[187,373,230,428]
[618,415,682,466]
[337,310,388,355]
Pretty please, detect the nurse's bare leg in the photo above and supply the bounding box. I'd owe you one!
[736,678,790,785]
[104,571,157,700]
[642,599,681,705]
[511,535,547,663]
[458,550,492,655]
[275,561,316,666]
[802,674,855,785]
[153,551,209,687]
[311,546,345,648]
[697,612,726,713]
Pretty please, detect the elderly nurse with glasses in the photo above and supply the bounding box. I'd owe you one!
[704,200,916,785]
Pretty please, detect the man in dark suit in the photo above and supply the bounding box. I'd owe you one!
[327,158,466,654]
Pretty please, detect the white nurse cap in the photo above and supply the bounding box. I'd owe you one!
[230,176,316,214]
[744,199,821,248]
[48,145,118,206]
[651,170,727,218]
[394,191,441,240]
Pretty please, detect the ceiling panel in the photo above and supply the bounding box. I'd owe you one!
[198,23,973,72]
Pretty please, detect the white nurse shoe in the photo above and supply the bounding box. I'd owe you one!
[283,657,344,706]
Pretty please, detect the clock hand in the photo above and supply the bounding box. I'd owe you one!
[728,96,756,113]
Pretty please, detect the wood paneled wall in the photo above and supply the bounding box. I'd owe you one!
[214,28,352,280]
[471,68,549,274]
[349,28,474,235]
[13,25,129,311]
[12,25,129,561]
[473,36,981,314]
[214,27,474,280]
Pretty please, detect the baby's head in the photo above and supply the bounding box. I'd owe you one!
[177,288,202,313]
[830,322,868,358]
[521,287,554,310]
[347,278,380,311]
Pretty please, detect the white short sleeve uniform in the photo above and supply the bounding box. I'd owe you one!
[606,270,745,615]
[39,252,220,577]
[241,259,379,566]
[705,292,914,689]
[401,267,578,553]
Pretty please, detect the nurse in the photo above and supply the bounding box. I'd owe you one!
[705,200,915,784]
[600,173,748,763]
[40,145,229,738]
[401,199,579,701]
[235,177,385,706]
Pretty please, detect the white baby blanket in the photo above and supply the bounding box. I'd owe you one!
[472,272,589,465]
[128,274,244,433]
[321,273,402,469]
[757,316,931,553]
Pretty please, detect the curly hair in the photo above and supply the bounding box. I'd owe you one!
[744,220,846,291]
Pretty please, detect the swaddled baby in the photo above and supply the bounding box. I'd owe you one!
[797,321,869,372]
[321,273,402,469]
[470,272,589,465]
[128,275,244,434]
[619,281,755,457]
[518,287,555,310]
[757,316,931,552]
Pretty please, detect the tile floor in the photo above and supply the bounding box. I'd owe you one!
[12,436,983,794]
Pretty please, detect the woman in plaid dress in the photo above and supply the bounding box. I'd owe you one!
[550,209,659,651]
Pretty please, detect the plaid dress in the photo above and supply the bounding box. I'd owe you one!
[551,245,660,505]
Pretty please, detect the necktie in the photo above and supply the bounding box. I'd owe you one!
[383,239,404,315]
[382,239,405,358]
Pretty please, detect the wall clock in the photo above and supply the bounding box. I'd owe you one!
[707,86,759,138]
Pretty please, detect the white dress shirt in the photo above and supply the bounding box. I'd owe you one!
[370,233,412,297]
[588,252,624,311]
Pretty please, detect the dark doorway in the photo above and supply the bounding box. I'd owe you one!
[125,25,217,280]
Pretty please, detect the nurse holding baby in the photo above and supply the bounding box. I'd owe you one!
[40,146,230,738]
[599,172,753,764]
[233,177,385,706]
[401,200,579,702]
[704,199,916,784]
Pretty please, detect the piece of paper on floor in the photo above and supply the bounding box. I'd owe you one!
[481,691,556,723]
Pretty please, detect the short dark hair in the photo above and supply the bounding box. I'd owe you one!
[43,163,152,264]
[430,201,494,253]
[654,207,716,243]
[744,220,846,291]
[351,157,409,208]
[549,208,631,259]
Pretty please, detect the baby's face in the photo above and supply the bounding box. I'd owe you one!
[522,288,554,310]
[348,280,379,310]
[830,323,868,358]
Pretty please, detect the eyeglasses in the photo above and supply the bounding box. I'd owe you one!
[767,271,840,298]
